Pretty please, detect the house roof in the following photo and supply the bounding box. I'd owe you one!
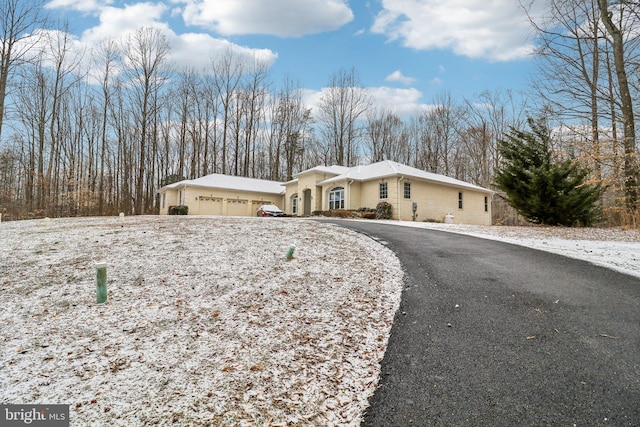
[158,173,285,195]
[282,165,352,186]
[318,160,493,193]
[158,161,492,196]
[296,165,352,176]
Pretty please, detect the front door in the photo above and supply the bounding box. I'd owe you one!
[303,189,312,216]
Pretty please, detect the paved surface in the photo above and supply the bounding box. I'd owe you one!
[323,220,640,427]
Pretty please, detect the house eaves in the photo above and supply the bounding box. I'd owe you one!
[317,160,494,193]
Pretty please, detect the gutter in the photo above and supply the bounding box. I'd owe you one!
[397,176,404,221]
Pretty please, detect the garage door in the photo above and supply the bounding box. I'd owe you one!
[226,199,248,216]
[199,197,223,215]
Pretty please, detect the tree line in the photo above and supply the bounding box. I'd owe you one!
[0,0,638,226]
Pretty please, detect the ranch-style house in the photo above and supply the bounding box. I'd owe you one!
[158,160,494,225]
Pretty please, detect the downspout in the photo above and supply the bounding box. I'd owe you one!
[397,176,404,221]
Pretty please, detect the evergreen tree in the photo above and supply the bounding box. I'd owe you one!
[495,118,602,226]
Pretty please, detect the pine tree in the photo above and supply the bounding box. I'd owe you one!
[495,118,602,226]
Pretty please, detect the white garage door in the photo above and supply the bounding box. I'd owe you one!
[226,199,248,216]
[199,197,223,215]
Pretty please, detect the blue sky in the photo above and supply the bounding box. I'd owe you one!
[43,0,543,116]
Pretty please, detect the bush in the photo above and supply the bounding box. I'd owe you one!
[361,211,376,219]
[330,210,360,218]
[423,218,443,223]
[168,205,189,215]
[376,202,393,219]
[495,118,602,226]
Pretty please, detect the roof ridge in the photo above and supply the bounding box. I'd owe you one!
[387,159,399,173]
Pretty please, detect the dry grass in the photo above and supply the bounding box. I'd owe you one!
[0,216,403,426]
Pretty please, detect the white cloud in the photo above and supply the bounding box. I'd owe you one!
[368,86,430,117]
[45,0,108,13]
[371,0,537,61]
[303,86,430,119]
[168,33,278,70]
[80,3,169,44]
[179,0,354,37]
[45,1,278,75]
[385,70,415,85]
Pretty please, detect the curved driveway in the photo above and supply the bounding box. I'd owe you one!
[323,220,640,426]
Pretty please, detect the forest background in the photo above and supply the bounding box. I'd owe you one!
[0,0,638,227]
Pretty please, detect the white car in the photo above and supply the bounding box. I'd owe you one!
[256,204,286,217]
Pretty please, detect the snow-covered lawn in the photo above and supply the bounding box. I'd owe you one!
[0,216,403,426]
[2,216,638,427]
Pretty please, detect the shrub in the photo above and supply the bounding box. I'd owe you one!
[495,117,602,226]
[361,212,377,219]
[168,205,189,215]
[424,218,443,223]
[376,201,393,219]
[330,210,359,218]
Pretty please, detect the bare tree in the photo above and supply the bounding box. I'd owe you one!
[267,76,312,180]
[42,26,86,215]
[529,0,611,184]
[427,92,464,176]
[460,89,525,187]
[239,58,269,177]
[91,39,119,215]
[316,68,371,166]
[0,0,47,143]
[210,49,244,174]
[598,0,639,210]
[365,108,407,163]
[120,27,170,214]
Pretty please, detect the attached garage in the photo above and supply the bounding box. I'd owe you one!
[158,174,285,217]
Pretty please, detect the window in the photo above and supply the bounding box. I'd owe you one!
[329,187,345,210]
[379,182,388,199]
[292,195,298,215]
[162,193,166,209]
[484,196,489,212]
[404,182,411,199]
[458,192,463,209]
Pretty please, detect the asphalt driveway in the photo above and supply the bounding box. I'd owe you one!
[323,220,640,426]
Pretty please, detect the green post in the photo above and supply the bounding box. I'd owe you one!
[96,262,108,304]
[286,245,296,260]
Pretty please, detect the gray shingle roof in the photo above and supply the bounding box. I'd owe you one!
[318,160,493,193]
[159,173,285,195]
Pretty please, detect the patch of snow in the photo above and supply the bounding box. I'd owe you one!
[0,216,403,426]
